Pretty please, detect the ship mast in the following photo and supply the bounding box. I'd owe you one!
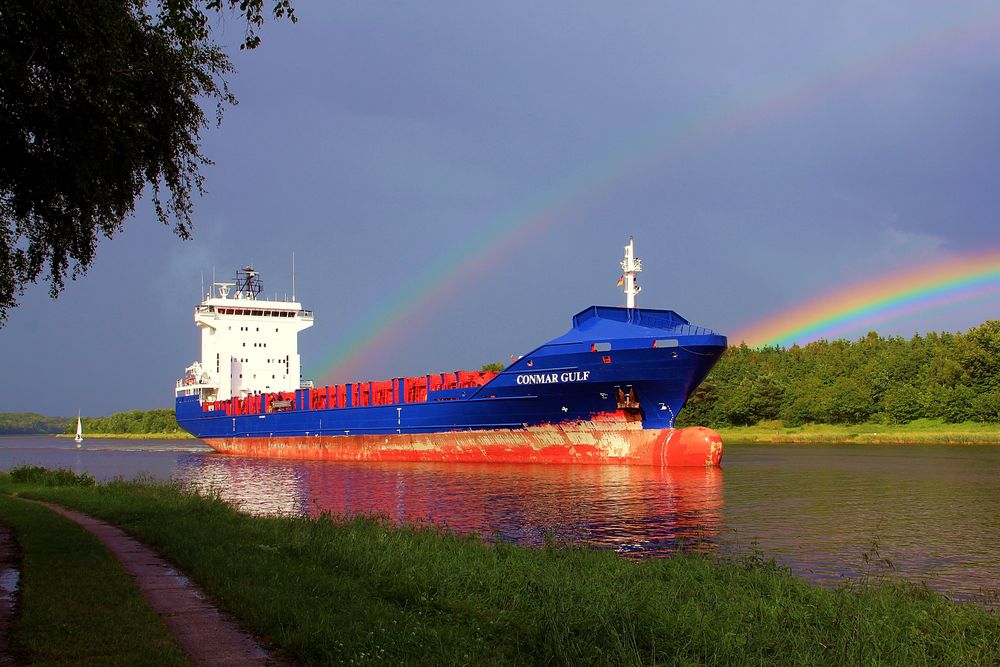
[620,237,642,308]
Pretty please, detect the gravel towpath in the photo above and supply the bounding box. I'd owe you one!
[34,501,288,666]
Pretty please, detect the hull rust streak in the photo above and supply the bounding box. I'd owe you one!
[206,422,724,467]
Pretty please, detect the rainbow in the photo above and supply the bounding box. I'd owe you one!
[311,213,562,383]
[309,8,1000,383]
[733,250,1000,348]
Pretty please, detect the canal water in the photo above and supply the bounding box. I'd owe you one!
[1,436,997,606]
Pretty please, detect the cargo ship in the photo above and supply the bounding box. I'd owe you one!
[175,240,728,466]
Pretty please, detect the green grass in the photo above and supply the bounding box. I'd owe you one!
[0,477,189,665]
[2,467,998,665]
[717,418,1000,444]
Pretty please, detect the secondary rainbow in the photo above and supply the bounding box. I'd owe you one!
[734,250,1000,348]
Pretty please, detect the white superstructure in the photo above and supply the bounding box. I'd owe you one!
[176,266,313,402]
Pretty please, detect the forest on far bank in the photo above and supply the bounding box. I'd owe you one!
[67,408,183,435]
[0,408,182,435]
[0,409,182,436]
[0,412,70,435]
[676,320,1000,427]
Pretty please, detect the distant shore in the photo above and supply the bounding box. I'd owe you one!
[55,432,195,440]
[716,420,1000,445]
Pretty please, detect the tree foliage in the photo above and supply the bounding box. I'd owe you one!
[677,321,1000,427]
[0,412,70,434]
[0,0,295,324]
[66,408,182,435]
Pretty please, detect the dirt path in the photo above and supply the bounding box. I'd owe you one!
[34,502,288,666]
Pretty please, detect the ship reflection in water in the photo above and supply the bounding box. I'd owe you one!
[177,457,724,556]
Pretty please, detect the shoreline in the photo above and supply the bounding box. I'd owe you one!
[716,420,1000,445]
[54,432,195,440]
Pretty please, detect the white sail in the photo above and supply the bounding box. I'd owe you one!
[75,413,83,445]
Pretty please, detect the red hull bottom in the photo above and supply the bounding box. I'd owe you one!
[203,419,723,467]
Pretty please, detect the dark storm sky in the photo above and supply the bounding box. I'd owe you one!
[3,2,1000,416]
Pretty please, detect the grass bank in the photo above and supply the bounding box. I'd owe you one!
[0,484,188,664]
[55,432,195,440]
[717,418,1000,444]
[2,468,997,664]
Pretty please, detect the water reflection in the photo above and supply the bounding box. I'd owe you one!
[177,457,725,556]
[181,456,310,516]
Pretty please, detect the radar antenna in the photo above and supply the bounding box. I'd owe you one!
[234,266,263,300]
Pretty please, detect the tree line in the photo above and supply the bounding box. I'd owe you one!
[66,409,182,435]
[677,320,1000,427]
[1,409,183,435]
[0,412,70,435]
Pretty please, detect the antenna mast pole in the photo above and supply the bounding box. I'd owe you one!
[620,237,642,308]
[292,252,296,302]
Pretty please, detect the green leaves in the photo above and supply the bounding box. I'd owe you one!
[0,1,295,324]
[678,321,1000,427]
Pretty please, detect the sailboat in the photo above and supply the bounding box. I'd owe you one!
[75,412,83,447]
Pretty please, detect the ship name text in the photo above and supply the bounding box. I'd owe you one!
[516,371,591,385]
